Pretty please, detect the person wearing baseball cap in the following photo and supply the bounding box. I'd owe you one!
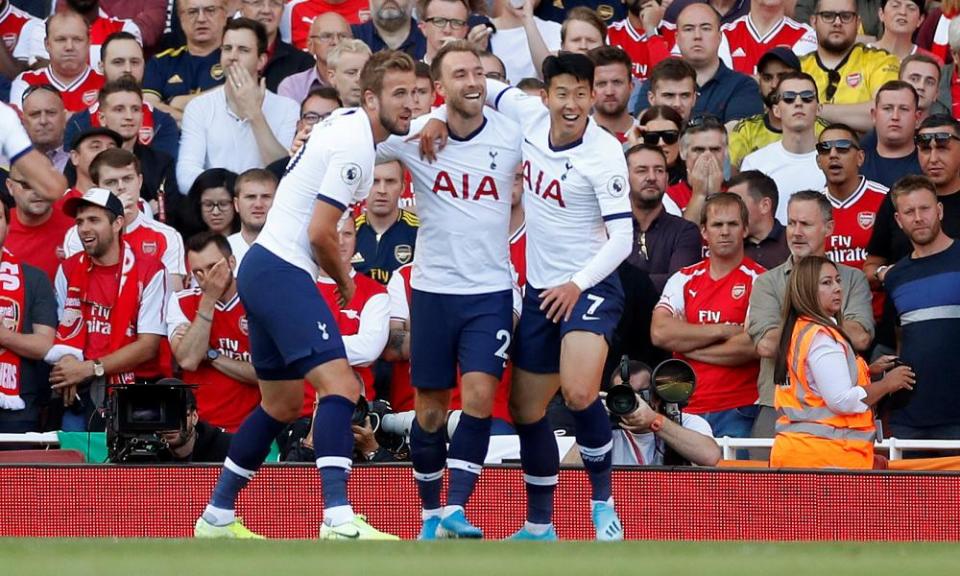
[65,128,123,201]
[46,187,167,432]
[729,46,830,169]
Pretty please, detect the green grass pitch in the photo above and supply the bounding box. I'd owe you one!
[1,540,958,576]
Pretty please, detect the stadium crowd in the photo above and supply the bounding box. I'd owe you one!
[0,0,957,481]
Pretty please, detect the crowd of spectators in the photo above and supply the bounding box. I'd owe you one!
[0,0,958,467]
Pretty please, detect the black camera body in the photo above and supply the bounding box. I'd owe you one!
[106,381,193,463]
[605,357,696,425]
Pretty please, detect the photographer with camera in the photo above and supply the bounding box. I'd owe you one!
[605,358,720,467]
[283,372,408,464]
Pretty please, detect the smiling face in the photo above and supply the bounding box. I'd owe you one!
[437,49,485,120]
[543,73,594,142]
[75,205,122,259]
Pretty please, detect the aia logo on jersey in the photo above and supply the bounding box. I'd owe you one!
[858,212,875,230]
[82,90,98,105]
[431,170,500,200]
[141,241,157,255]
[522,160,565,208]
[238,316,248,336]
[731,283,746,300]
[846,73,862,88]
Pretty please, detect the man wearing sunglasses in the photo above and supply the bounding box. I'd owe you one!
[815,123,888,272]
[729,47,829,169]
[800,0,900,132]
[741,72,825,224]
[865,114,960,356]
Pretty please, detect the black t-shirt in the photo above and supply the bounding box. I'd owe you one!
[0,264,58,432]
[868,190,960,347]
[157,421,232,463]
[860,147,922,189]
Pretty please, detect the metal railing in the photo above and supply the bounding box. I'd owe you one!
[716,437,960,461]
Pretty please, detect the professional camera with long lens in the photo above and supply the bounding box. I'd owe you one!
[605,356,696,425]
[106,380,194,463]
[352,397,408,454]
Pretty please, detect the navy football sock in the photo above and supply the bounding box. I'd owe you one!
[209,406,286,512]
[516,417,558,525]
[571,398,613,503]
[314,395,356,510]
[410,419,446,512]
[446,413,491,509]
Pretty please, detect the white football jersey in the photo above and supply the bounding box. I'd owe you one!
[486,80,632,289]
[377,109,522,294]
[256,108,374,278]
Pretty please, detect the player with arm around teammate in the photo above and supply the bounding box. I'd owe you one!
[422,52,633,540]
[376,40,523,539]
[193,49,417,540]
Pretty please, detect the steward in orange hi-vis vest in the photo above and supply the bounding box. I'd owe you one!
[771,318,876,469]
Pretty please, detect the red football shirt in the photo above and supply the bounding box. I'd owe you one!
[825,177,888,270]
[57,250,167,363]
[656,257,765,413]
[0,2,32,54]
[721,15,817,75]
[606,18,671,80]
[12,67,104,113]
[169,290,260,432]
[286,0,371,50]
[6,208,73,283]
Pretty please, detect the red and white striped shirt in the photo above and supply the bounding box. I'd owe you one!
[721,14,817,75]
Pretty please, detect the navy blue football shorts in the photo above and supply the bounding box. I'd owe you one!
[512,273,624,375]
[410,288,514,390]
[237,244,346,381]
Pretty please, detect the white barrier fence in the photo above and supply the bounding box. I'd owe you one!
[5,433,960,463]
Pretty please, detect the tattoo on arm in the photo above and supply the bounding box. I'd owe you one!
[388,328,407,352]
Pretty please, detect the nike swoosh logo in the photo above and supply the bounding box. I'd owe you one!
[337,529,360,539]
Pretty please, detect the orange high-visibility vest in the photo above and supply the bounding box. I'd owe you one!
[770,318,876,469]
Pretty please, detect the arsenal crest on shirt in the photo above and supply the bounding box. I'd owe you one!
[857,211,875,230]
[846,73,862,87]
[141,241,157,255]
[731,283,746,300]
[238,316,248,336]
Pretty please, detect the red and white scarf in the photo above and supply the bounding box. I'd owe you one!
[48,242,141,385]
[0,249,26,411]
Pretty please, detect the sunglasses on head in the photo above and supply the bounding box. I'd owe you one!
[686,114,722,129]
[815,139,859,154]
[642,130,680,145]
[778,90,817,104]
[914,132,960,149]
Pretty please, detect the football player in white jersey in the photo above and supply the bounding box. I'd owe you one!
[376,40,523,540]
[194,50,417,541]
[421,52,633,540]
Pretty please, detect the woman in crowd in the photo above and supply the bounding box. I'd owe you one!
[635,105,685,185]
[771,256,915,469]
[183,168,239,239]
